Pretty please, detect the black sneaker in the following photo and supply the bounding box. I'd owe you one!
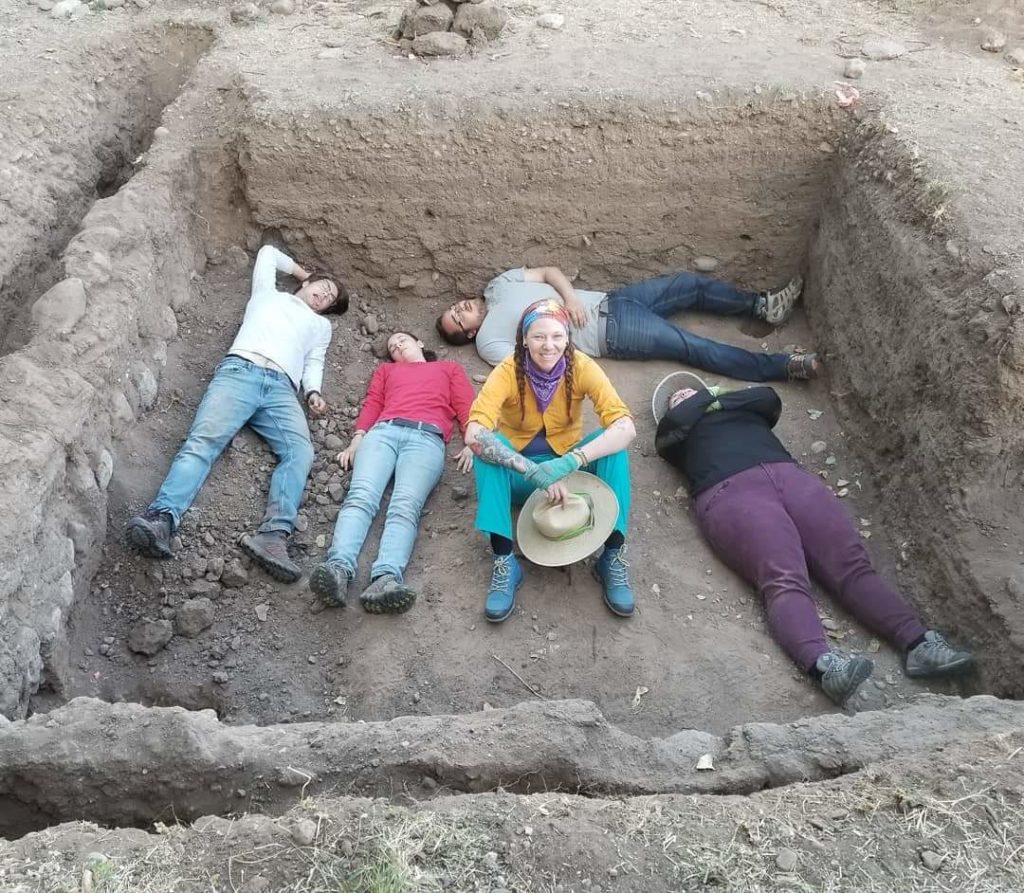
[816,651,874,705]
[787,352,820,381]
[360,573,417,614]
[309,561,350,608]
[905,631,975,678]
[126,510,174,559]
[240,531,302,584]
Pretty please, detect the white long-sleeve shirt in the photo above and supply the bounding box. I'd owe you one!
[227,246,333,396]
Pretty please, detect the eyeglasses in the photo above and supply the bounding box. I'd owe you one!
[449,303,470,335]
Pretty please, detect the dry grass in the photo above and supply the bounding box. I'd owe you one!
[279,806,521,893]
[613,742,1024,892]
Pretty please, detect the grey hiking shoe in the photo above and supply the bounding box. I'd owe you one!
[905,631,974,678]
[240,530,302,584]
[755,276,804,326]
[126,509,174,560]
[816,651,874,705]
[787,352,820,381]
[360,573,417,615]
[309,561,350,608]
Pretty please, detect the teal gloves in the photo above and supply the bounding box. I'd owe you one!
[524,453,583,490]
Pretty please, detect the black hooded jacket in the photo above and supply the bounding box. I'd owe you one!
[654,386,796,496]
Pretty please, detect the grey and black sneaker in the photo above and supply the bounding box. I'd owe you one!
[126,509,174,559]
[309,561,351,608]
[787,352,820,381]
[360,573,417,615]
[816,651,874,705]
[755,276,804,326]
[905,631,975,678]
[240,530,303,584]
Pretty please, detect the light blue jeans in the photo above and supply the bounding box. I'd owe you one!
[327,422,446,582]
[150,356,314,534]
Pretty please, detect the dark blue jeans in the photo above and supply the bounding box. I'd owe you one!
[603,272,791,381]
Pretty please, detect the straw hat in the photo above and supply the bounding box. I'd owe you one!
[651,371,710,424]
[517,471,619,567]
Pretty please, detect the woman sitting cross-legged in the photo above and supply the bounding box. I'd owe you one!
[464,299,638,621]
[310,332,475,613]
[652,374,975,706]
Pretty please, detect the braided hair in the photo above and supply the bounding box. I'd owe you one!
[513,318,576,421]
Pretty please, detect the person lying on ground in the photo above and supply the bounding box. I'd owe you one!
[652,377,975,706]
[464,299,638,622]
[127,245,347,583]
[309,332,475,614]
[436,265,817,382]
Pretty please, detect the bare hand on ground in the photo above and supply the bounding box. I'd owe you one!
[455,445,474,473]
[307,394,327,417]
[337,443,359,470]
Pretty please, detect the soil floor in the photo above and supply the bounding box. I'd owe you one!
[49,259,968,735]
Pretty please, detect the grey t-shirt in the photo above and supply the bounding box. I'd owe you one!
[475,268,606,366]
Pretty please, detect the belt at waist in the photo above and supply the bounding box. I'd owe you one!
[378,418,444,439]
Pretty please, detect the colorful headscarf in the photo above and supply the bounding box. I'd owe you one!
[519,299,570,413]
[519,299,570,337]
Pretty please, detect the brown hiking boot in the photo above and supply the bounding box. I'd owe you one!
[360,573,417,614]
[239,530,302,583]
[787,352,821,381]
[126,509,174,559]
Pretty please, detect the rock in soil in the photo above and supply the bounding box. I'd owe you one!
[127,619,173,656]
[980,29,1006,52]
[861,38,906,60]
[844,58,866,79]
[405,5,454,39]
[537,13,565,30]
[221,559,249,588]
[414,32,469,57]
[453,2,508,42]
[175,597,216,638]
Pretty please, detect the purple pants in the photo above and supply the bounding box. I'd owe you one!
[694,462,927,672]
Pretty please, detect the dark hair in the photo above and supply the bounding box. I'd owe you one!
[513,324,574,421]
[388,331,437,363]
[436,311,471,347]
[295,271,349,315]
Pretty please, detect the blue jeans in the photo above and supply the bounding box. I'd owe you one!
[150,356,314,534]
[473,429,630,542]
[603,272,791,381]
[327,422,445,582]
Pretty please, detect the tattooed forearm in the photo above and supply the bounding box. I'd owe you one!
[470,430,537,474]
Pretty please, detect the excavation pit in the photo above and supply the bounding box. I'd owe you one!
[2,58,1023,845]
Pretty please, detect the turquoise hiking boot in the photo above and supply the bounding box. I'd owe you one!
[815,651,873,705]
[593,546,635,617]
[484,554,523,623]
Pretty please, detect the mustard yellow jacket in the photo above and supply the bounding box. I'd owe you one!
[469,352,632,455]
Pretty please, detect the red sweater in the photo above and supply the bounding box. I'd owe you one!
[355,360,475,443]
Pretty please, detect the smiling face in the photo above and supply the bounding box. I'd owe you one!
[524,316,568,371]
[439,298,487,340]
[387,332,426,364]
[296,277,340,314]
[668,387,699,410]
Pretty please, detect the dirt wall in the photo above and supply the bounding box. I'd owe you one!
[808,122,1024,694]
[238,98,848,297]
[0,36,220,717]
